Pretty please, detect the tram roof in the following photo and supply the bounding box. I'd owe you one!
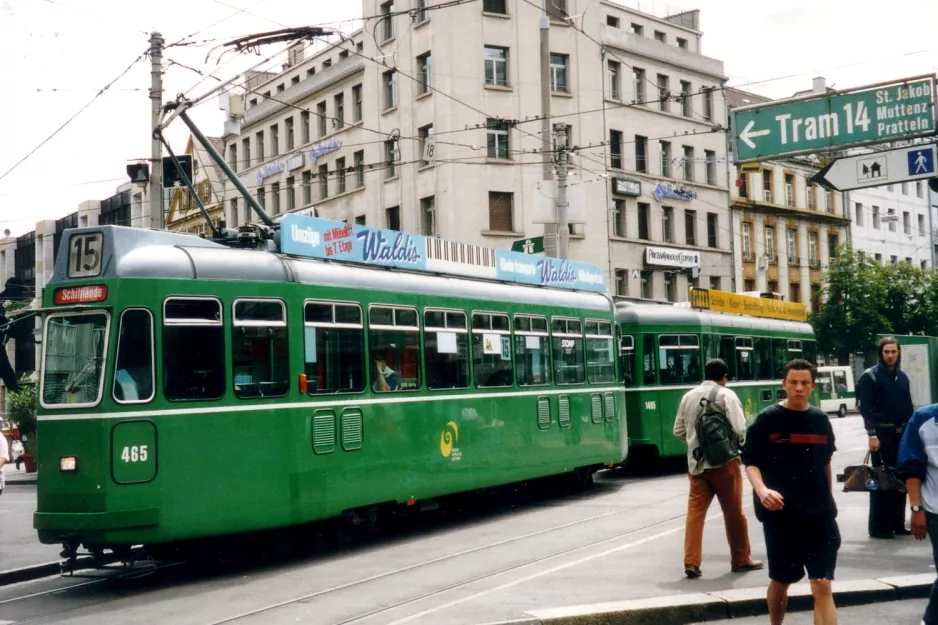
[615,300,814,335]
[51,225,613,312]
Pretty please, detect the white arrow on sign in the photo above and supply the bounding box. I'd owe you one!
[739,120,771,149]
[814,144,938,192]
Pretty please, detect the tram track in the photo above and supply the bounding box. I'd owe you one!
[0,478,689,625]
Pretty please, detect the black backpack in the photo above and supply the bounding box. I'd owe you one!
[693,386,739,467]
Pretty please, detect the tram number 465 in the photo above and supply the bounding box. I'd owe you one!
[120,445,149,463]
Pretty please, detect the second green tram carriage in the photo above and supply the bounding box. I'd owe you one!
[615,298,817,461]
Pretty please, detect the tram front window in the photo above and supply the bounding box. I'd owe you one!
[41,312,109,406]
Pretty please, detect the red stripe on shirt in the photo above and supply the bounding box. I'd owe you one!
[768,433,828,445]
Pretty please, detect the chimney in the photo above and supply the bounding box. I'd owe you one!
[812,76,827,94]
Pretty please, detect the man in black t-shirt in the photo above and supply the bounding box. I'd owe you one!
[742,359,839,625]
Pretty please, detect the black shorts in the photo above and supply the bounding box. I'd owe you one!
[763,514,841,584]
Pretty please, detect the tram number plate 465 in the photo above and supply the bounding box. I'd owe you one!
[120,445,148,463]
[67,232,103,278]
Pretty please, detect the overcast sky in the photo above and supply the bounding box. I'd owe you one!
[1,0,936,237]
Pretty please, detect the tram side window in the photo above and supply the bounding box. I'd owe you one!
[369,306,421,391]
[304,302,365,394]
[163,298,225,401]
[515,315,551,386]
[42,312,109,406]
[585,320,616,384]
[754,337,773,380]
[424,309,470,390]
[620,335,636,387]
[658,334,702,385]
[643,334,657,385]
[232,299,289,398]
[113,309,154,403]
[718,336,737,381]
[803,340,818,365]
[736,337,755,381]
[552,318,585,384]
[772,339,789,379]
[472,313,513,388]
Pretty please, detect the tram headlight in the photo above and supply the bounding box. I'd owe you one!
[59,456,78,472]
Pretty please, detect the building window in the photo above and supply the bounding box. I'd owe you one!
[613,199,625,237]
[286,176,295,210]
[631,23,644,35]
[680,80,692,117]
[744,278,755,291]
[807,181,817,209]
[488,191,513,231]
[641,271,653,299]
[891,255,898,265]
[352,84,363,121]
[484,46,508,86]
[301,111,310,143]
[664,273,676,302]
[230,197,239,226]
[684,209,696,246]
[903,211,911,234]
[228,143,238,172]
[483,0,507,13]
[285,117,294,150]
[635,135,647,172]
[318,164,328,199]
[654,30,666,42]
[614,269,627,296]
[417,52,432,94]
[784,173,794,206]
[380,1,394,41]
[767,280,778,294]
[607,15,620,27]
[662,206,673,243]
[918,214,926,236]
[257,185,266,209]
[385,139,398,178]
[703,88,714,121]
[872,205,881,229]
[338,50,349,60]
[386,205,401,230]
[270,124,279,156]
[709,276,721,291]
[487,118,510,159]
[887,208,897,232]
[762,169,773,203]
[383,70,397,109]
[355,215,366,225]
[765,226,776,260]
[638,202,650,240]
[416,0,429,22]
[633,68,645,103]
[302,170,312,204]
[334,93,344,128]
[828,233,839,259]
[354,150,365,188]
[659,141,671,177]
[787,229,797,262]
[317,101,327,137]
[825,191,834,213]
[808,232,818,263]
[421,196,436,236]
[256,131,265,161]
[657,73,669,112]
[550,54,568,93]
[917,181,925,198]
[607,61,620,99]
[322,59,331,70]
[677,37,688,49]
[419,124,434,166]
[707,213,718,248]
[336,157,346,193]
[742,222,752,257]
[811,284,822,313]
[609,130,623,169]
[682,145,694,181]
[902,182,908,195]
[546,0,566,20]
[705,150,716,185]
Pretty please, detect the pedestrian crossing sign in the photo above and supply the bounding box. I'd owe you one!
[908,148,935,176]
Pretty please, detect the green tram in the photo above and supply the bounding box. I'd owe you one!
[614,298,817,462]
[33,216,625,555]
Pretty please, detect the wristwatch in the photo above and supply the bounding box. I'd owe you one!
[911,505,924,513]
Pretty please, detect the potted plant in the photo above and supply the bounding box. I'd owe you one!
[8,384,37,473]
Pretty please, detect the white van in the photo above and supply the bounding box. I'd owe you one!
[816,366,856,418]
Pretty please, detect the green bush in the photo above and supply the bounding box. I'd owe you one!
[8,384,38,454]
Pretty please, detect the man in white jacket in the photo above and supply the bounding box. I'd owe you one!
[673,358,762,578]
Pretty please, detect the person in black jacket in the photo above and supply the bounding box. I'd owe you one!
[856,336,915,538]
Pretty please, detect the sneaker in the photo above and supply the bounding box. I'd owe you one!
[732,560,764,572]
[685,565,702,578]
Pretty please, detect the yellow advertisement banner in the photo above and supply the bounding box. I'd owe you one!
[689,288,807,323]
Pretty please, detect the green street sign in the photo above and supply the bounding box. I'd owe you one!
[511,236,544,254]
[732,75,936,162]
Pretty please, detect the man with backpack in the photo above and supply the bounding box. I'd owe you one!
[673,358,763,578]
